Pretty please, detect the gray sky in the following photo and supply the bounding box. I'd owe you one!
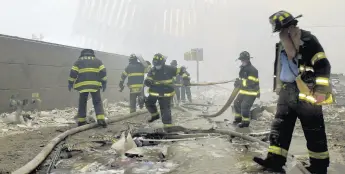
[0,0,345,88]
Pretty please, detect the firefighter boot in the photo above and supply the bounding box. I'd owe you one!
[306,166,327,174]
[253,154,286,173]
[148,113,160,123]
[233,115,242,125]
[238,120,250,128]
[163,124,174,133]
[97,119,107,128]
[77,121,87,127]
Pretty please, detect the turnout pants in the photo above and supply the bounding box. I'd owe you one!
[145,95,172,125]
[233,94,256,123]
[181,86,192,102]
[268,83,329,170]
[77,90,105,125]
[129,87,144,113]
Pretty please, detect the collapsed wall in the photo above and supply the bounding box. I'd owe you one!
[0,34,129,112]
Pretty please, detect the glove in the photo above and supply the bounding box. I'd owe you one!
[119,86,124,92]
[102,81,107,92]
[119,82,125,92]
[234,78,241,88]
[144,79,154,87]
[68,83,73,91]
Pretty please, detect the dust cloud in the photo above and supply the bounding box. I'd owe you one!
[0,0,344,88]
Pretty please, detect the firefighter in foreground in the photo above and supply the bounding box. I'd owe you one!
[68,49,107,128]
[170,60,181,106]
[144,53,187,131]
[253,11,332,174]
[119,54,149,113]
[181,68,192,103]
[232,51,260,128]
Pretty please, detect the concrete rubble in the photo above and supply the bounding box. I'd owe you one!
[0,100,130,138]
[2,85,345,173]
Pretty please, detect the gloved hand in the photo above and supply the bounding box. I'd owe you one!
[119,85,124,92]
[102,81,107,92]
[234,78,242,88]
[68,83,73,92]
[144,79,154,87]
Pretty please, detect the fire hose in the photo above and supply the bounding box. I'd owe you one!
[12,110,149,174]
[13,105,309,174]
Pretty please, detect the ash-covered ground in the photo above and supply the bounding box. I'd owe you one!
[1,86,345,173]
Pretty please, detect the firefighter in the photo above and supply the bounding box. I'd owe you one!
[181,69,192,103]
[144,53,187,132]
[232,51,260,128]
[68,49,107,128]
[170,60,181,106]
[253,11,333,174]
[119,54,149,113]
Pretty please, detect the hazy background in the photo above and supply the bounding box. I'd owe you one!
[1,0,345,89]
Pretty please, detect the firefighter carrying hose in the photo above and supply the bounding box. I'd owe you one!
[232,51,260,128]
[68,49,107,128]
[181,69,192,103]
[253,11,333,174]
[144,53,187,132]
[119,54,150,113]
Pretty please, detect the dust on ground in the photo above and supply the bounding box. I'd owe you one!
[1,86,345,173]
[0,126,70,173]
[0,101,132,173]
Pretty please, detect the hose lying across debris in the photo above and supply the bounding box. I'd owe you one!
[13,103,309,174]
[12,110,149,174]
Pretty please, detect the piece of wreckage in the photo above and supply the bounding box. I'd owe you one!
[330,73,345,106]
[0,93,41,125]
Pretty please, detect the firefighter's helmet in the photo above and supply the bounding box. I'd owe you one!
[80,49,95,57]
[269,10,302,32]
[129,54,137,61]
[238,51,251,60]
[153,53,165,66]
[170,60,177,66]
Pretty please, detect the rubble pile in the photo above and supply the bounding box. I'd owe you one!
[0,100,131,138]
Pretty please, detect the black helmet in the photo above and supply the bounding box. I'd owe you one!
[153,53,165,66]
[129,54,138,61]
[80,49,95,57]
[269,10,302,32]
[238,51,252,60]
[170,60,177,66]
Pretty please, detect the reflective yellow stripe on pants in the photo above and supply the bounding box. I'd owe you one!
[78,117,86,122]
[96,114,105,120]
[308,150,329,159]
[239,90,258,96]
[268,145,288,157]
[149,91,175,97]
[298,93,333,105]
